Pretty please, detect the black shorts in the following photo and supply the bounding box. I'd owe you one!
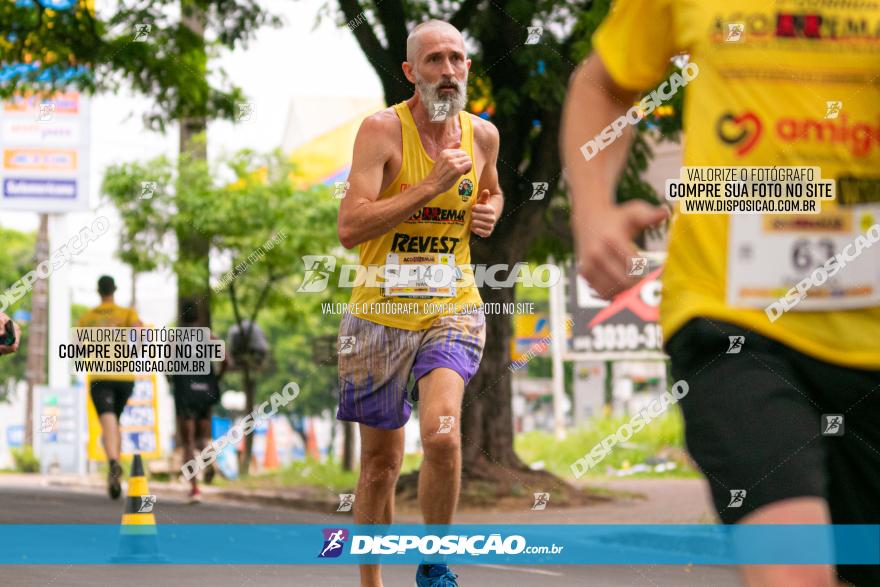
[172,375,219,421]
[667,318,880,584]
[174,396,214,421]
[90,380,135,418]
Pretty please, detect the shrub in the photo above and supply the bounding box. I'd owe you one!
[11,446,40,473]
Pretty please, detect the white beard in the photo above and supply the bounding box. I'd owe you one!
[415,73,468,122]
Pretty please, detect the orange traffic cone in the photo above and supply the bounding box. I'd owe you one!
[111,454,165,562]
[264,420,280,470]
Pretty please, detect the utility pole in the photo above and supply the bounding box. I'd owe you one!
[131,270,137,308]
[549,257,567,440]
[24,214,49,447]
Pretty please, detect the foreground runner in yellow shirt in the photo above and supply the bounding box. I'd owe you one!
[562,1,879,585]
[336,20,502,587]
[77,275,142,500]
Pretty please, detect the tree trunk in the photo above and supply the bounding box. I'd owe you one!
[24,214,50,448]
[460,283,525,476]
[240,360,255,476]
[177,1,212,329]
[130,270,137,308]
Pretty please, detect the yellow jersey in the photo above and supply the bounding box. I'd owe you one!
[77,301,141,381]
[348,102,483,330]
[594,0,880,369]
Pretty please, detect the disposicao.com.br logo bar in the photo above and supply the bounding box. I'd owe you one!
[314,524,880,566]
[319,528,563,560]
[0,525,877,564]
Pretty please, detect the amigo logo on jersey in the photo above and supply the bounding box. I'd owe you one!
[717,112,762,156]
[407,207,467,224]
[718,112,880,157]
[390,233,461,253]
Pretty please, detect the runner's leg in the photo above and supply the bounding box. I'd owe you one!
[196,415,215,483]
[195,416,211,452]
[417,367,464,524]
[179,417,197,491]
[739,498,835,587]
[811,358,880,585]
[355,423,404,587]
[667,319,834,586]
[337,313,421,585]
[108,380,133,463]
[93,382,127,499]
[99,413,120,461]
[91,381,121,461]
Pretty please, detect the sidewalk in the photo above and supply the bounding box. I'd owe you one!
[42,473,338,511]
[448,478,715,525]
[31,473,717,524]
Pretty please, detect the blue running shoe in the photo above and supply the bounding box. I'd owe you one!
[415,563,458,586]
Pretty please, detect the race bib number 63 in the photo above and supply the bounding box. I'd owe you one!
[727,207,880,312]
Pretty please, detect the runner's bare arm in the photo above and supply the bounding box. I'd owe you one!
[560,54,667,298]
[561,54,637,212]
[338,113,473,249]
[472,119,503,237]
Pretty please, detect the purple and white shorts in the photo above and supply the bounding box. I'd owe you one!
[336,310,486,430]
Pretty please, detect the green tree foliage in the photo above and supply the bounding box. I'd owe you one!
[2,0,286,336]
[0,0,282,130]
[214,293,346,420]
[0,227,36,391]
[102,146,346,472]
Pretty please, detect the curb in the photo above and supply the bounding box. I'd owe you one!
[46,477,339,511]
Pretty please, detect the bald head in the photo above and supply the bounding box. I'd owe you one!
[403,20,470,120]
[406,20,466,64]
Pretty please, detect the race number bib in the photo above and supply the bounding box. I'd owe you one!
[383,252,458,298]
[727,206,880,311]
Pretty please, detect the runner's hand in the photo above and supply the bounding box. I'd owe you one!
[425,144,472,195]
[575,201,668,300]
[0,313,20,356]
[471,189,498,237]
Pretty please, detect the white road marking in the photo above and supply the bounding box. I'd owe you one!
[474,564,564,576]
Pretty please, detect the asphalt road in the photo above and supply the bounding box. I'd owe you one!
[0,483,741,586]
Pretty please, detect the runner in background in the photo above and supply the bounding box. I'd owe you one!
[0,312,21,357]
[562,1,879,585]
[77,275,143,500]
[169,299,226,503]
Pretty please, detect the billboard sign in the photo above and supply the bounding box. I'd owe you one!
[0,86,91,212]
[35,385,85,475]
[86,374,161,461]
[566,253,666,359]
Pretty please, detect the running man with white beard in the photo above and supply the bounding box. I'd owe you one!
[336,19,503,587]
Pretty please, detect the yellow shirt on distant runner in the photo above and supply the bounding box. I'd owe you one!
[348,102,483,331]
[594,0,880,369]
[77,301,141,381]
